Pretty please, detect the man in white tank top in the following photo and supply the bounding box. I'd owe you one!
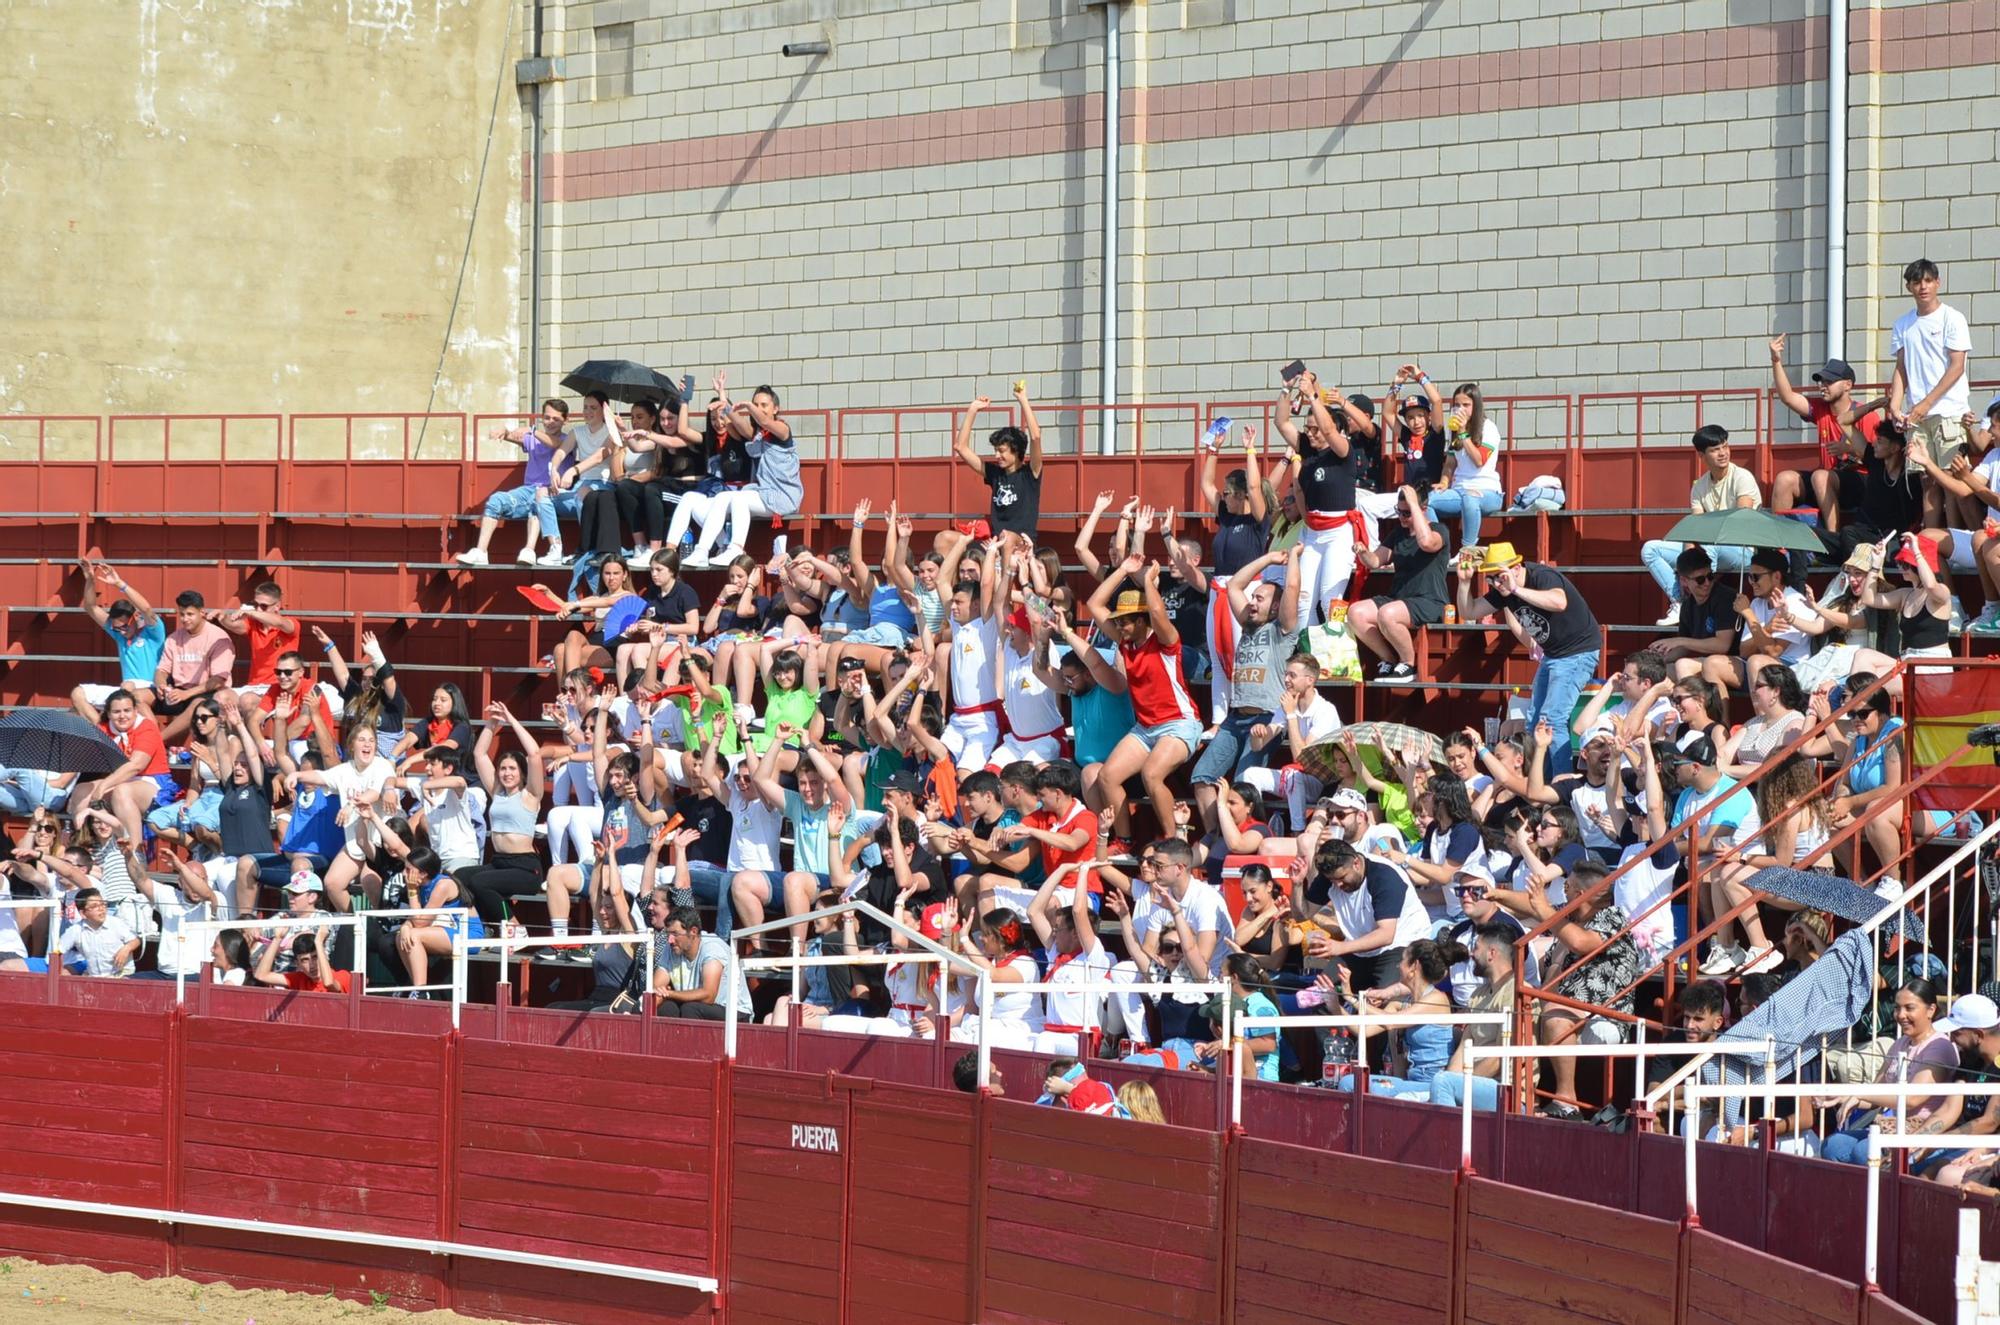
[993,607,1067,765]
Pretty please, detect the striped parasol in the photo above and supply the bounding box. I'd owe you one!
[1298,721,1445,783]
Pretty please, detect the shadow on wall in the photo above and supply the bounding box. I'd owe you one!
[708,53,826,222]
[1042,6,1094,422]
[1313,0,1444,164]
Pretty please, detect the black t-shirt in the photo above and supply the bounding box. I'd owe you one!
[714,431,754,484]
[1158,572,1206,652]
[1858,450,1924,535]
[656,437,710,487]
[643,580,702,629]
[1676,587,1733,645]
[1386,526,1452,605]
[1350,429,1384,492]
[1295,442,1358,513]
[982,461,1041,536]
[1212,511,1270,579]
[714,593,769,635]
[1488,564,1600,660]
[341,663,407,735]
[218,773,276,859]
[1403,428,1448,489]
[674,792,732,867]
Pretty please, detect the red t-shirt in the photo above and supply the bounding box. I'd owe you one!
[283,969,352,994]
[260,686,334,741]
[245,618,300,688]
[107,717,169,776]
[1026,800,1101,891]
[1117,635,1199,728]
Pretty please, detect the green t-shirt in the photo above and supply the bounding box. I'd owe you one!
[674,684,738,756]
[753,686,819,753]
[1376,782,1419,844]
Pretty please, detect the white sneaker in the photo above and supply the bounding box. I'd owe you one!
[1697,943,1742,976]
[628,546,654,568]
[515,547,539,565]
[715,545,747,566]
[537,542,569,568]
[1655,605,1681,626]
[1738,946,1783,975]
[681,550,711,571]
[454,548,489,566]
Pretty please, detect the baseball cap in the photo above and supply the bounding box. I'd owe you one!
[1582,720,1618,748]
[1812,358,1856,385]
[883,769,923,796]
[1346,392,1375,417]
[917,902,950,941]
[285,869,324,895]
[1675,732,1719,766]
[1985,393,2000,420]
[1327,788,1369,813]
[1452,858,1496,887]
[1400,393,1431,413]
[1940,992,2000,1033]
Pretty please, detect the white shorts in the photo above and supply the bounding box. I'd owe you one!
[820,1014,912,1038]
[76,682,153,706]
[991,733,1063,766]
[617,862,671,896]
[943,711,1001,773]
[1946,528,1979,573]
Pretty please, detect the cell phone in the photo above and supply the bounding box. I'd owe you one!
[1280,359,1306,384]
[772,534,788,558]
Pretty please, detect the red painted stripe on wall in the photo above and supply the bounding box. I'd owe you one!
[543,1,1996,203]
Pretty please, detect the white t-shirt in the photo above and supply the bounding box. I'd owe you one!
[0,901,26,961]
[1568,775,1623,854]
[1605,695,1674,736]
[422,785,481,866]
[1328,856,1432,958]
[1451,418,1505,494]
[150,880,233,978]
[950,618,1001,710]
[1891,304,1973,420]
[1143,880,1236,977]
[1001,641,1065,740]
[1273,694,1345,747]
[323,756,396,856]
[724,781,783,873]
[1742,588,1815,666]
[570,421,616,483]
[985,951,1043,1029]
[1612,841,1679,962]
[1042,944,1113,1030]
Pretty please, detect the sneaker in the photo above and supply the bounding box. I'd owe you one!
[515,547,539,565]
[632,545,658,568]
[1971,605,2000,635]
[681,550,711,571]
[1373,661,1395,678]
[1538,1101,1583,1121]
[1738,946,1783,975]
[454,548,490,566]
[537,543,569,568]
[1381,662,1416,683]
[734,703,756,729]
[715,545,746,565]
[1656,605,1682,626]
[1697,943,1744,976]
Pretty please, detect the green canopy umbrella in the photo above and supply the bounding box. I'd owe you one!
[1663,507,1825,556]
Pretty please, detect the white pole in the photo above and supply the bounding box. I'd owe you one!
[723,946,739,1060]
[1231,1038,1245,1128]
[976,973,994,1093]
[1958,1206,1982,1325]
[644,930,656,1009]
[1096,0,1121,452]
[450,930,463,1030]
[1865,1125,1883,1287]
[1634,1018,1648,1110]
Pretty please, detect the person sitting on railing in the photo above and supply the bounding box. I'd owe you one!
[1702,754,1834,977]
[1524,858,1638,1119]
[1336,937,1467,1098]
[1452,542,1600,776]
[1649,549,1738,677]
[70,560,165,726]
[1854,532,1954,664]
[1819,977,1964,1165]
[457,398,577,568]
[254,923,348,994]
[1639,425,1761,627]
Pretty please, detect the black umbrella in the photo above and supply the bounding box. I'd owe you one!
[560,359,681,408]
[0,709,127,777]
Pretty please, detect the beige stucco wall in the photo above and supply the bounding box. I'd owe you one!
[0,0,522,460]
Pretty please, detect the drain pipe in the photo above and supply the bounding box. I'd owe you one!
[1825,0,1847,362]
[527,0,546,400]
[1097,1,1121,455]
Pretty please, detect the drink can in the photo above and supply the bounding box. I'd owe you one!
[1442,604,1458,625]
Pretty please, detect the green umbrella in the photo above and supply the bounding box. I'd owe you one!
[1663,507,1825,556]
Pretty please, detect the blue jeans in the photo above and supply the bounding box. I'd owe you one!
[1427,1070,1502,1111]
[535,485,585,538]
[1640,541,1751,601]
[0,768,65,816]
[1427,487,1503,547]
[681,860,734,938]
[1530,648,1599,775]
[482,484,540,523]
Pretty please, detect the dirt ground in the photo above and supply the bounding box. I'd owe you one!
[0,1260,519,1325]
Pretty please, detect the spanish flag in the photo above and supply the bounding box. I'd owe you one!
[1909,667,2000,813]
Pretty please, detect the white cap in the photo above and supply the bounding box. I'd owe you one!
[1940,992,2000,1033]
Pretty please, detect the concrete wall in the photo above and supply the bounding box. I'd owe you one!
[0,0,522,457]
[530,0,1998,458]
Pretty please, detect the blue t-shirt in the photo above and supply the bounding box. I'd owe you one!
[1671,773,1754,838]
[108,616,168,686]
[1068,646,1137,767]
[280,783,344,859]
[784,789,861,877]
[1245,991,1281,1081]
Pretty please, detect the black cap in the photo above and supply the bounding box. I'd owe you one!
[1676,732,1718,766]
[1346,392,1375,417]
[1812,358,1856,385]
[1400,393,1430,413]
[883,770,923,796]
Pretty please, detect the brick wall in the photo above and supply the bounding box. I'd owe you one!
[529,0,1997,457]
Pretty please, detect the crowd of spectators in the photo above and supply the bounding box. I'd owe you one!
[7,263,2000,1162]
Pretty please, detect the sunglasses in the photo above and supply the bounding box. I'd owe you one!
[1683,572,1711,585]
[275,668,302,678]
[1670,692,1695,703]
[194,711,219,723]
[1451,883,1489,897]
[1157,942,1182,954]
[33,825,55,834]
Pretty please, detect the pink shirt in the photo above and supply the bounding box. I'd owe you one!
[160,622,236,689]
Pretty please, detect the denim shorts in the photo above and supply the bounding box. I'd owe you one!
[1133,718,1203,754]
[483,485,539,521]
[844,622,909,649]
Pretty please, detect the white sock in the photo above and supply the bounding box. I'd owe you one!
[551,920,569,940]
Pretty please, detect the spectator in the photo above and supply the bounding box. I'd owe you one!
[458,703,547,926]
[1649,549,1736,674]
[1814,411,1923,567]
[313,628,408,759]
[1769,336,1881,534]
[1687,547,1823,693]
[1190,547,1301,830]
[1275,369,1361,626]
[952,383,1044,540]
[146,698,227,855]
[1384,364,1447,493]
[213,580,301,724]
[1453,543,1600,775]
[1350,486,1451,682]
[1888,257,1973,523]
[458,398,576,566]
[1341,937,1467,1097]
[950,1048,1006,1096]
[1716,663,1807,782]
[254,925,350,994]
[1924,994,2000,1187]
[73,689,176,852]
[1573,650,1673,746]
[1813,672,1917,876]
[1042,610,1136,825]
[544,697,665,951]
[287,724,396,912]
[1294,838,1428,993]
[1704,755,1828,976]
[538,557,638,683]
[70,560,165,724]
[547,886,647,1014]
[1821,977,1961,1165]
[257,651,338,765]
[1037,1057,1132,1114]
[1116,1080,1165,1123]
[569,394,630,560]
[1199,424,1272,718]
[741,721,856,952]
[1524,858,1637,1118]
[1640,425,1760,625]
[1665,676,1730,754]
[951,907,1043,1050]
[391,845,483,998]
[1197,953,1281,1082]
[59,885,140,978]
[1087,559,1201,847]
[687,377,802,568]
[1424,381,1505,550]
[1855,532,1953,663]
[656,904,754,1020]
[152,590,236,746]
[1025,863,1112,1054]
[1238,654,1343,831]
[1426,922,1521,1112]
